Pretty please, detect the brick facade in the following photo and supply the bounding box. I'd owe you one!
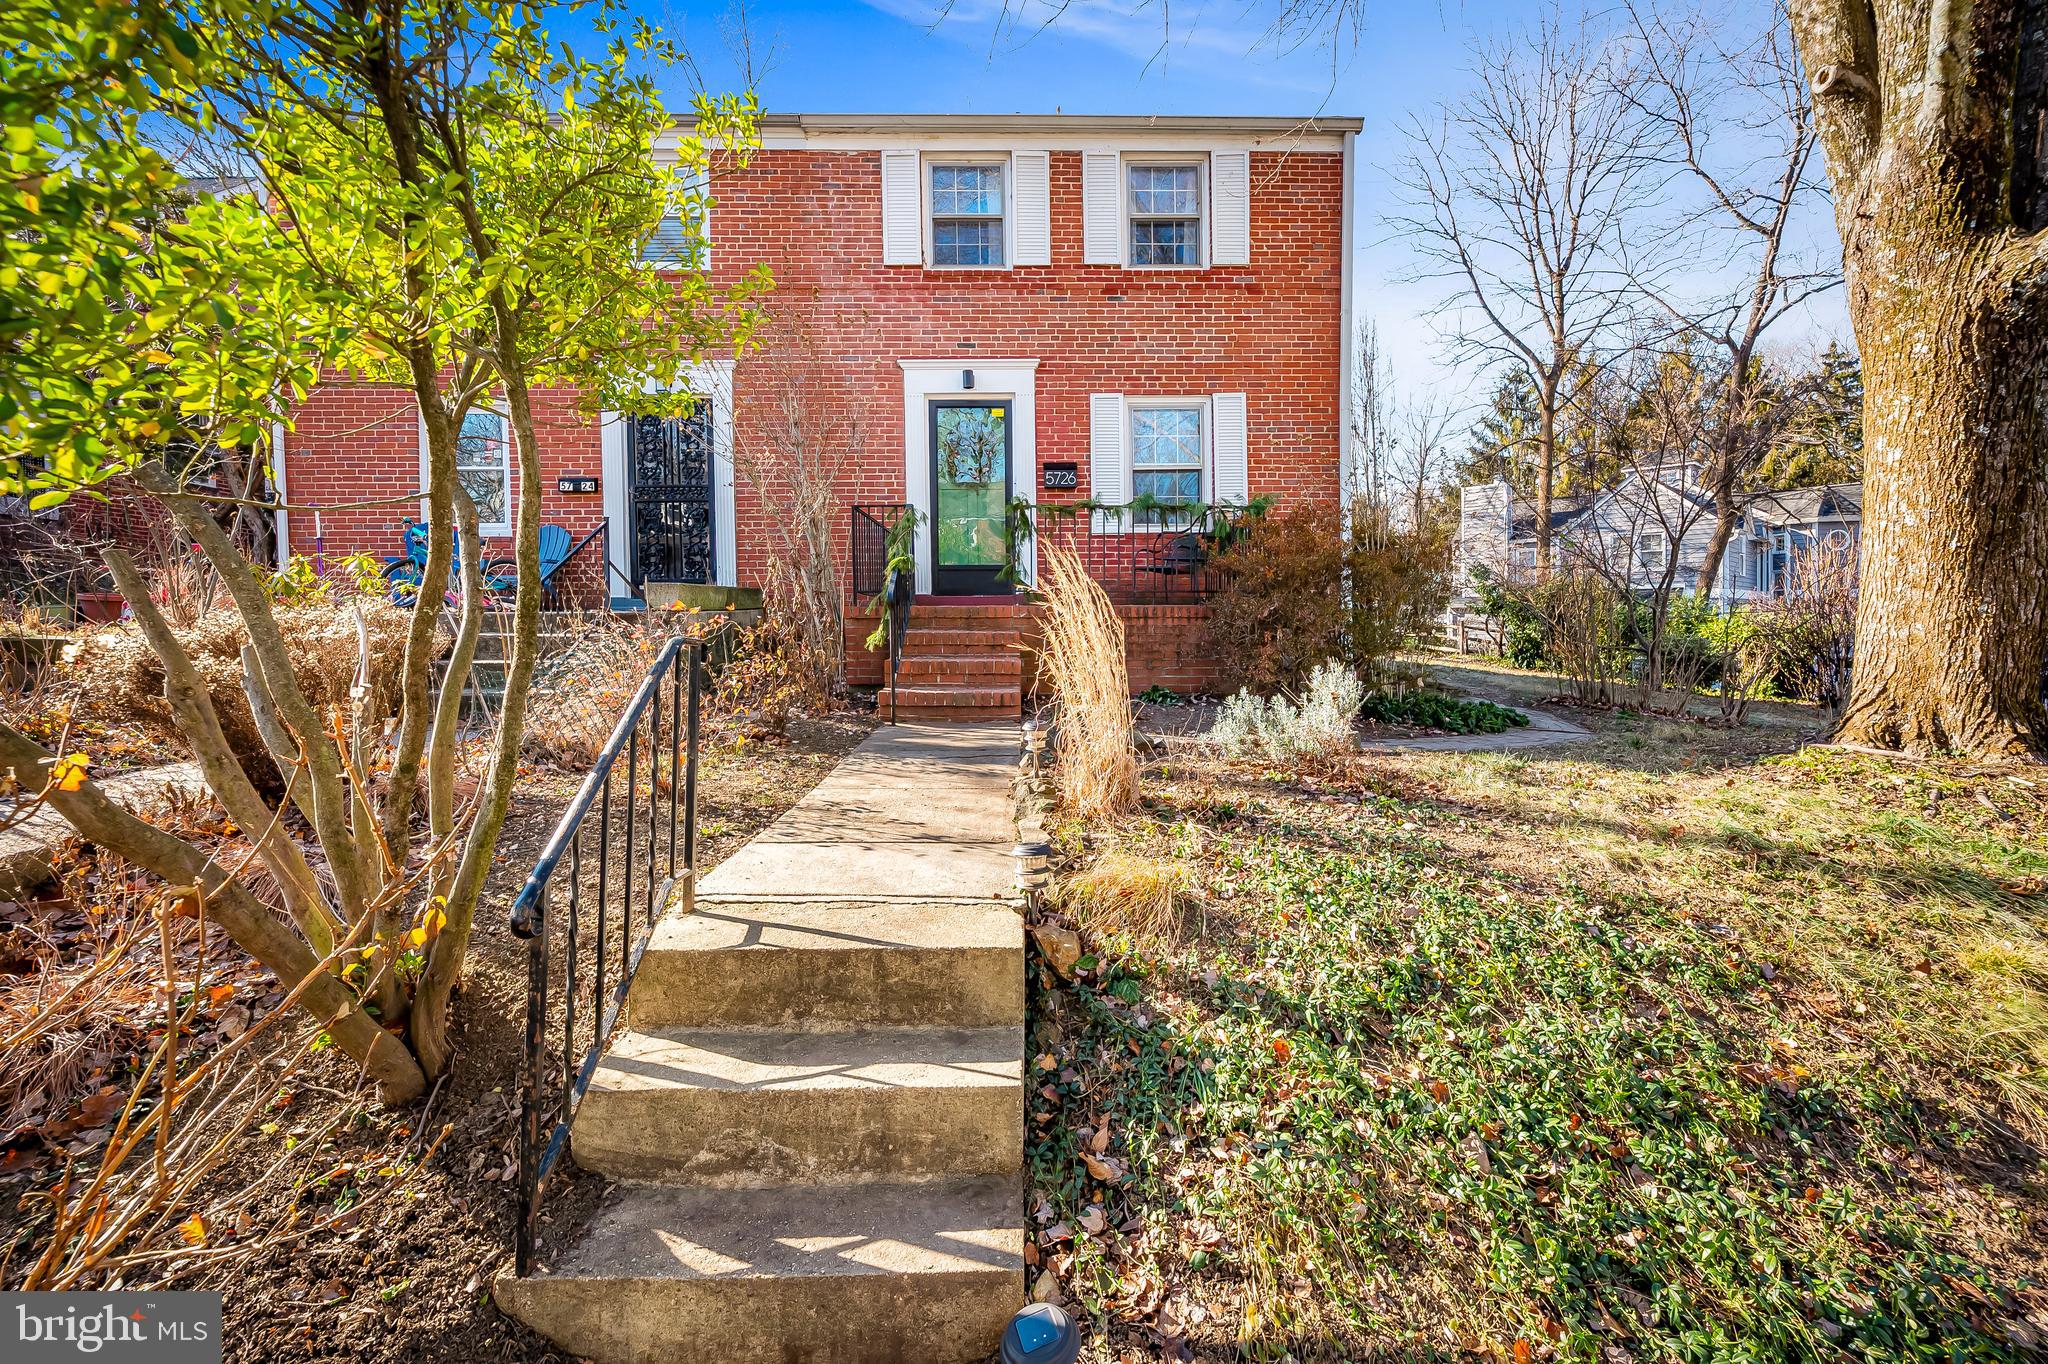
[717,144,1347,593]
[277,116,1353,689]
[283,378,608,586]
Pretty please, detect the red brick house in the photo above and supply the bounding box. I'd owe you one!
[273,113,1361,713]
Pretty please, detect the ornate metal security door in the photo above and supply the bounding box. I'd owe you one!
[630,405,715,586]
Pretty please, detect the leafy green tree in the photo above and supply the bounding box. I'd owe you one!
[0,0,767,1099]
[0,1,314,501]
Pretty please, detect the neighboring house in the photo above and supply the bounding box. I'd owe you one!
[274,112,1362,710]
[1453,470,1863,609]
[1746,482,1864,588]
[2,467,176,611]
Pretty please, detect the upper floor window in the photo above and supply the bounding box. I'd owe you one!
[455,409,511,533]
[930,163,1004,267]
[1128,162,1202,267]
[640,170,710,269]
[1131,403,1205,522]
[1636,529,1668,573]
[0,451,55,519]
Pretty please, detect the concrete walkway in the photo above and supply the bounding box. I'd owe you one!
[1357,699,1593,755]
[695,723,1021,904]
[498,721,1026,1364]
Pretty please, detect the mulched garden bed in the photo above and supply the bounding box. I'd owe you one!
[0,711,875,1362]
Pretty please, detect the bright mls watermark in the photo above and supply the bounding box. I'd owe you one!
[2,1294,221,1363]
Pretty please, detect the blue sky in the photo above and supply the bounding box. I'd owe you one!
[592,0,1851,422]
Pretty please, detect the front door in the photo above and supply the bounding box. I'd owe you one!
[630,405,715,586]
[930,400,1012,595]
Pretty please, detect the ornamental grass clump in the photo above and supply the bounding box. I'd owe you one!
[1039,546,1137,817]
[1052,849,1193,943]
[69,594,426,779]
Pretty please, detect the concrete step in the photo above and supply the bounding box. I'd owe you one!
[572,1026,1024,1184]
[895,653,1023,681]
[632,901,1024,1031]
[495,721,1028,1364]
[494,1175,1023,1364]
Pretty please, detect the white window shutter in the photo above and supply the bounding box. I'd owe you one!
[1089,393,1128,531]
[690,164,712,270]
[880,149,921,266]
[1082,151,1122,266]
[1212,393,1249,505]
[1011,151,1051,266]
[1210,150,1250,266]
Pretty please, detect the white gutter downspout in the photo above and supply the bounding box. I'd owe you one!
[269,420,290,568]
[1337,127,1358,516]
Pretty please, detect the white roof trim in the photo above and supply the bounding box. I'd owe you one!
[658,113,1358,157]
[764,112,1359,135]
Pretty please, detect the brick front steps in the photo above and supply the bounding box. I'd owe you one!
[883,600,1025,722]
[845,597,1227,700]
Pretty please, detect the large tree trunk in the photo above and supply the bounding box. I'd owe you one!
[1789,0,2048,761]
[1695,483,1739,605]
[1535,374,1559,572]
[1832,226,2048,756]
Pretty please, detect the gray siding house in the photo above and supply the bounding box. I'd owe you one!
[1454,471,1862,607]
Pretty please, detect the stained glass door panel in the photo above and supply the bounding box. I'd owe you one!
[930,401,1012,595]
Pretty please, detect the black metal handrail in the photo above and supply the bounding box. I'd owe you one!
[1033,501,1253,603]
[851,503,917,722]
[884,562,911,723]
[850,502,914,601]
[506,628,716,1277]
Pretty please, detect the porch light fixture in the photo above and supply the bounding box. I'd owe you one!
[963,368,976,389]
[1001,1303,1080,1364]
[1011,840,1053,897]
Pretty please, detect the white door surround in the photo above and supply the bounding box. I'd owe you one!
[899,358,1039,595]
[600,360,737,601]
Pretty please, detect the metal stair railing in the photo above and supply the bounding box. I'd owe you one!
[505,626,719,1276]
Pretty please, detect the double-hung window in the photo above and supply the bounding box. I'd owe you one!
[455,409,511,533]
[1636,529,1669,574]
[1127,162,1203,267]
[1130,404,1205,526]
[929,163,1004,267]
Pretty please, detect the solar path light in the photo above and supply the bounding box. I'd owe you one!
[1011,840,1053,898]
[1001,1302,1081,1364]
